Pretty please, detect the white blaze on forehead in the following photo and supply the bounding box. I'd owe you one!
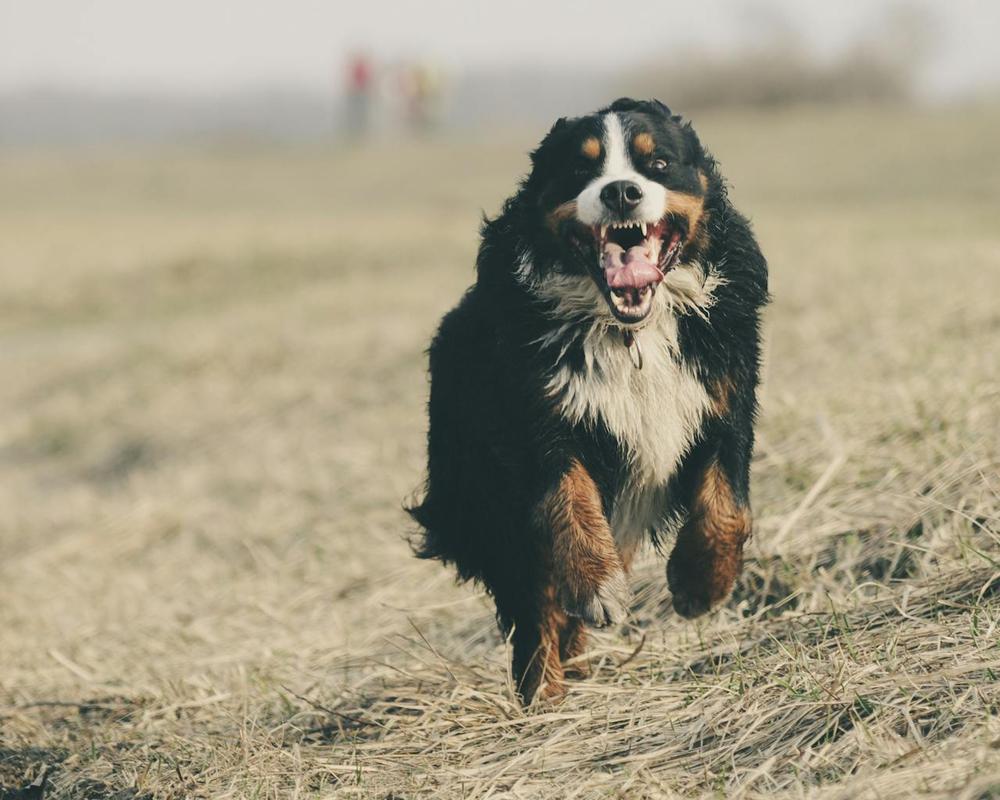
[575,112,667,227]
[603,112,631,177]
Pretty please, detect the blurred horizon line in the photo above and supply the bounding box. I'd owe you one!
[5,3,1000,148]
[3,81,999,150]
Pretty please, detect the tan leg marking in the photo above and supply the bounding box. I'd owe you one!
[544,459,629,627]
[559,617,590,680]
[516,585,568,704]
[668,459,752,619]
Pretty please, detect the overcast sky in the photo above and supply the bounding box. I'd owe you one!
[2,0,998,96]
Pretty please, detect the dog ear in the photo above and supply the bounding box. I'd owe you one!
[680,121,706,165]
[540,116,573,145]
[607,97,640,113]
[528,116,573,171]
[549,116,569,133]
[650,98,673,117]
[531,116,576,159]
[607,97,675,120]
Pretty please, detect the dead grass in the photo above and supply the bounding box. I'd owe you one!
[1,105,999,799]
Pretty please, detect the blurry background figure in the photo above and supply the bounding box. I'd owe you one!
[345,51,374,139]
[399,61,443,134]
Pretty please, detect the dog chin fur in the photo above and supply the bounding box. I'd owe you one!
[516,251,725,325]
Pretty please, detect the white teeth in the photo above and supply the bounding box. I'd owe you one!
[608,220,644,230]
[640,222,647,236]
[600,224,607,239]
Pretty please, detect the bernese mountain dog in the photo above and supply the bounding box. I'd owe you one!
[408,98,768,704]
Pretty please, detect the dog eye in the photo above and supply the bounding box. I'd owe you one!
[650,158,668,172]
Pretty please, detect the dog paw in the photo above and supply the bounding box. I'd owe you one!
[561,567,630,627]
[516,657,567,707]
[666,546,740,620]
[668,580,713,619]
[525,675,567,706]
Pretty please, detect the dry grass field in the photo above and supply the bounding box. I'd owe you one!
[1,105,999,799]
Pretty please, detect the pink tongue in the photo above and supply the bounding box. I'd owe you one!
[603,244,664,290]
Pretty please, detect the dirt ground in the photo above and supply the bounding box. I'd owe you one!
[1,105,999,799]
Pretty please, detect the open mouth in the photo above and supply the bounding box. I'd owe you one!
[583,219,684,323]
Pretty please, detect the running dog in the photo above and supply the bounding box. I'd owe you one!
[408,98,768,703]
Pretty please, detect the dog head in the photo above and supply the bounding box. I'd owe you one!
[518,98,714,325]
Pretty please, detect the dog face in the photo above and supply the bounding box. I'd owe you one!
[523,98,711,325]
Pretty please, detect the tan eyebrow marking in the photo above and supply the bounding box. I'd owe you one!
[581,137,601,159]
[633,132,655,156]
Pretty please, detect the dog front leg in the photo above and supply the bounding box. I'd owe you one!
[542,458,629,628]
[667,449,752,619]
[506,458,629,704]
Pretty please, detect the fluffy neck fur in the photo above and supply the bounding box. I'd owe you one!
[517,255,720,486]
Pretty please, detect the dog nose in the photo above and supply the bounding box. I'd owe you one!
[600,180,644,214]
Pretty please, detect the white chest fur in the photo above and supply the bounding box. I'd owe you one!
[548,313,711,482]
[546,311,712,548]
[520,258,722,550]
